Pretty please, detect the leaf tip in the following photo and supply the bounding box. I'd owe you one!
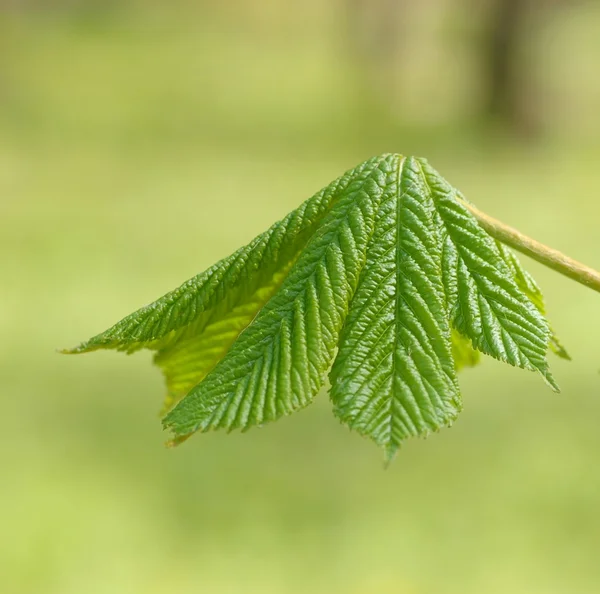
[59,345,84,355]
[162,406,196,447]
[541,370,561,394]
[383,444,400,468]
[59,337,103,355]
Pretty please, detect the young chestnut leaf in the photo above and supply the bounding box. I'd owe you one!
[66,154,565,459]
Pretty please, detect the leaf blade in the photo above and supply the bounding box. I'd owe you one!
[330,156,461,459]
[162,155,398,439]
[495,240,571,361]
[418,158,558,391]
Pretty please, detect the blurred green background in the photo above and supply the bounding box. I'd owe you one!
[2,1,600,593]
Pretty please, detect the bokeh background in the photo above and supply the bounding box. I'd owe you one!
[2,1,600,593]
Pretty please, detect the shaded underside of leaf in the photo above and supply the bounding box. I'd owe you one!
[452,330,481,371]
[155,261,296,414]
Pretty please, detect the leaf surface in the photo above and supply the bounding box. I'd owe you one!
[329,157,460,460]
[420,160,558,391]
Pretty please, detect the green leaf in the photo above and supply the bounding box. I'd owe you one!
[495,240,571,361]
[421,160,558,391]
[329,157,461,460]
[457,191,569,362]
[68,153,560,456]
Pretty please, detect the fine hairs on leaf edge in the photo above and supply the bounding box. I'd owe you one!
[65,153,600,461]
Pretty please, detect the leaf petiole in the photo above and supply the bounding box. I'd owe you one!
[458,197,600,294]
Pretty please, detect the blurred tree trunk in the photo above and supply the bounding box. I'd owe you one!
[482,0,569,135]
[484,0,529,129]
[345,0,406,63]
[343,0,409,113]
